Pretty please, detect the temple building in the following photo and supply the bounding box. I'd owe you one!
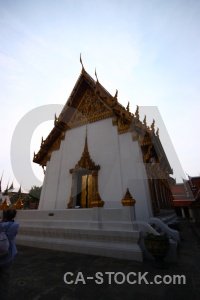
[33,63,174,220]
[15,61,178,262]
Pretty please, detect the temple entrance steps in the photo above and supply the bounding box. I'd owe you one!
[15,209,179,263]
[16,226,143,262]
[149,217,180,243]
[15,209,144,262]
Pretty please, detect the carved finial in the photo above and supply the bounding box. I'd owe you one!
[80,53,85,73]
[41,136,44,145]
[0,170,3,183]
[42,165,46,175]
[126,101,130,112]
[54,113,58,125]
[135,105,139,119]
[156,127,159,137]
[143,115,147,127]
[95,68,99,82]
[151,119,155,132]
[114,89,118,98]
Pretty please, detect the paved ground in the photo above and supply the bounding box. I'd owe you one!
[8,219,200,300]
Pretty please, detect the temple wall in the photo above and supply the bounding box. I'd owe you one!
[39,118,152,221]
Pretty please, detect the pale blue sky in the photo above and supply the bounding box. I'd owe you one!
[0,0,200,190]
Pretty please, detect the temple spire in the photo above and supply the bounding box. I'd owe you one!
[126,101,130,112]
[80,53,85,73]
[135,105,139,119]
[0,171,3,193]
[4,180,9,195]
[156,127,159,137]
[8,181,14,191]
[143,115,147,127]
[77,130,99,170]
[151,119,155,132]
[95,68,99,82]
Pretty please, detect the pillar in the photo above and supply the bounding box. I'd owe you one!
[181,207,185,218]
[90,170,104,207]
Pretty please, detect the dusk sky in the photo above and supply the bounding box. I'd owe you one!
[0,0,200,191]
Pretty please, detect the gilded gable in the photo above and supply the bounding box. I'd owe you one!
[68,88,113,128]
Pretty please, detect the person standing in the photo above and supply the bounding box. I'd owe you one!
[0,208,19,300]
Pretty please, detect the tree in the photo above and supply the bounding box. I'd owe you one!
[29,186,42,200]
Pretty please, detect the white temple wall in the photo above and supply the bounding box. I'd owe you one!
[39,142,64,210]
[39,117,152,220]
[118,133,152,221]
[55,125,86,209]
[87,119,123,208]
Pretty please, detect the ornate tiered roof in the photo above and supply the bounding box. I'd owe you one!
[33,61,173,179]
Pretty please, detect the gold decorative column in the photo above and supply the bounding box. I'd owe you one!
[91,170,104,207]
[121,188,136,206]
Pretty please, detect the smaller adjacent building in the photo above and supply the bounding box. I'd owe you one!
[0,179,28,210]
[172,175,200,219]
[189,177,200,223]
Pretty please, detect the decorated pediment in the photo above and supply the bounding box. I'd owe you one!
[68,88,113,128]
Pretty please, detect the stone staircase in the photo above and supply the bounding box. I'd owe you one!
[130,214,180,263]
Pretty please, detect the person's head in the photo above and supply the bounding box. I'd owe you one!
[3,208,17,221]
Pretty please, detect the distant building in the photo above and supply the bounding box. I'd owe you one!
[0,179,28,207]
[172,175,200,219]
[188,176,200,223]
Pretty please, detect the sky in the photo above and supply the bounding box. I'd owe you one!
[0,0,200,191]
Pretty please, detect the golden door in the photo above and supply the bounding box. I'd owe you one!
[80,174,92,208]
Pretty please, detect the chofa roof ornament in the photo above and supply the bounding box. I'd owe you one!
[80,53,85,74]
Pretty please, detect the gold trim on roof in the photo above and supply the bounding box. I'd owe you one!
[33,65,173,180]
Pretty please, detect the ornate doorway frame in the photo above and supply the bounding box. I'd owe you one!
[67,135,104,208]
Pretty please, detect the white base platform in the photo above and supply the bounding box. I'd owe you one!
[15,208,143,262]
[15,208,179,263]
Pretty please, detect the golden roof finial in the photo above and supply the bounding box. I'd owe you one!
[151,119,155,132]
[0,170,3,183]
[80,53,85,73]
[126,101,130,112]
[95,68,99,82]
[135,105,139,119]
[8,181,14,190]
[54,113,58,125]
[4,180,9,194]
[156,127,159,137]
[42,165,46,175]
[143,115,147,127]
